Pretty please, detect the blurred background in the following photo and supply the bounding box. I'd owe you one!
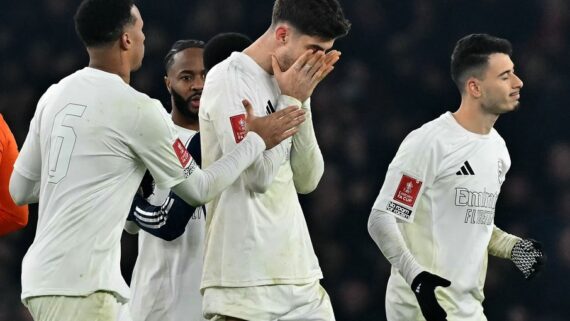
[1,0,569,320]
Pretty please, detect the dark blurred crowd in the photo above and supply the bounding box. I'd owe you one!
[1,0,569,320]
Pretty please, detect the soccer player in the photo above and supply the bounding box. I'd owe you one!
[199,0,351,320]
[8,0,305,320]
[0,114,28,235]
[123,34,253,321]
[368,34,544,321]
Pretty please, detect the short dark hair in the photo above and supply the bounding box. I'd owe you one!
[74,0,136,47]
[164,39,205,73]
[203,33,253,71]
[450,33,513,93]
[272,0,351,40]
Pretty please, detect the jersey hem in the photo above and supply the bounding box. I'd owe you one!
[21,288,129,304]
[200,272,323,290]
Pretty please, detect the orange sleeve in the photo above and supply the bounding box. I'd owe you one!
[0,115,28,236]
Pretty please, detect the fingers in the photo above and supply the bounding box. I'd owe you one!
[529,239,543,251]
[430,274,452,288]
[280,112,305,128]
[437,278,452,288]
[272,105,305,119]
[242,99,255,120]
[292,50,313,71]
[272,107,305,129]
[310,51,340,83]
[278,127,300,141]
[324,50,341,66]
[304,51,325,75]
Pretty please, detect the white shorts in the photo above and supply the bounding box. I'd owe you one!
[24,291,120,321]
[203,280,335,321]
[385,274,488,321]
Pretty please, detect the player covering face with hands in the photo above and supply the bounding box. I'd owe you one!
[199,0,350,320]
[8,0,305,320]
[368,33,544,321]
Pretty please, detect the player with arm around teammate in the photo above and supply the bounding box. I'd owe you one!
[8,1,305,320]
[367,34,544,321]
[122,34,253,321]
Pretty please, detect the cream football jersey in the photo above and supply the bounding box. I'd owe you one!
[199,52,323,289]
[15,67,200,302]
[373,112,510,321]
[127,126,206,321]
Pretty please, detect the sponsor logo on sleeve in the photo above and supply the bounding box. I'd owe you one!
[393,175,422,207]
[229,114,247,143]
[173,138,192,167]
[386,201,412,220]
[183,159,197,178]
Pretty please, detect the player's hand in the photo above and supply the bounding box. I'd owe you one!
[243,99,305,149]
[511,238,545,279]
[271,49,341,102]
[411,271,451,321]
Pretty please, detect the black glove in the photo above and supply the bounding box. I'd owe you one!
[411,271,451,321]
[511,238,545,279]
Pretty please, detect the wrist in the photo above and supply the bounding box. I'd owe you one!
[276,95,302,111]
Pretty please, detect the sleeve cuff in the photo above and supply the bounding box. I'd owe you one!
[276,95,302,111]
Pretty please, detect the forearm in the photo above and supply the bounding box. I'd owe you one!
[128,193,197,241]
[488,225,521,259]
[9,170,40,205]
[290,100,324,194]
[367,208,423,285]
[172,132,265,206]
[242,139,290,193]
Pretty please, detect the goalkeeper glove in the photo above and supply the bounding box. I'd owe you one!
[411,271,451,321]
[511,238,545,279]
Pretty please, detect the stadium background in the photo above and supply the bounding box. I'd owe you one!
[0,0,568,320]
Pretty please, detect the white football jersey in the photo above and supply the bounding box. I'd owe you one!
[373,112,510,321]
[199,52,323,289]
[127,125,206,321]
[15,67,195,302]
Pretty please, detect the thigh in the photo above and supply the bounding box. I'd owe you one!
[25,292,119,321]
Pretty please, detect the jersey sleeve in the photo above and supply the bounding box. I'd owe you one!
[13,96,45,181]
[290,98,324,194]
[129,99,197,190]
[127,192,201,241]
[372,130,440,223]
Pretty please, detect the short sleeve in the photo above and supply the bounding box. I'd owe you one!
[372,130,440,223]
[129,99,197,189]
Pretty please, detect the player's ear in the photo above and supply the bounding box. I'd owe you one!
[164,76,171,94]
[274,24,290,45]
[119,32,131,50]
[466,78,482,98]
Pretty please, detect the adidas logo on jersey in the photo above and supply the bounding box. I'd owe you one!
[456,161,475,175]
[265,100,276,115]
